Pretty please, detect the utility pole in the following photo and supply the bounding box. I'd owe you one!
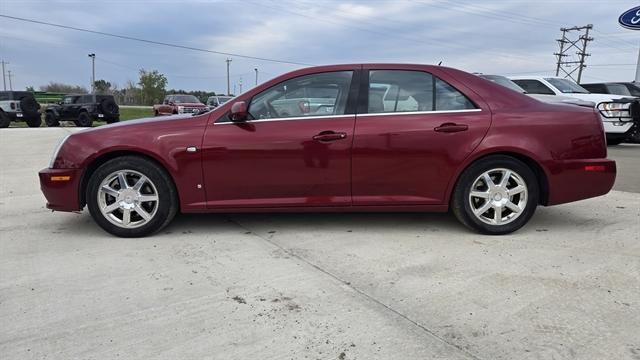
[1,60,8,91]
[239,77,243,94]
[7,70,13,91]
[88,53,96,93]
[254,68,258,86]
[554,24,593,83]
[225,58,232,95]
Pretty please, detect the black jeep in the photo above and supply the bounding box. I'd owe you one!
[0,91,41,128]
[45,94,119,127]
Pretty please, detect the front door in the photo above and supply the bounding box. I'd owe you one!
[352,67,491,205]
[201,69,358,208]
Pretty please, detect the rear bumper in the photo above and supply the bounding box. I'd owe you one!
[38,168,83,212]
[546,158,616,206]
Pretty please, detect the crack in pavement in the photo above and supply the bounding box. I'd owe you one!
[227,215,484,360]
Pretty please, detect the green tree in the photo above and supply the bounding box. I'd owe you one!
[138,69,167,106]
[93,79,112,94]
[39,82,88,94]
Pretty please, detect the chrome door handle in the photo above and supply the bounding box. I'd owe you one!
[313,131,347,142]
[434,123,469,133]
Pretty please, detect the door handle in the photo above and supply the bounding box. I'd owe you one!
[313,131,347,142]
[434,123,468,133]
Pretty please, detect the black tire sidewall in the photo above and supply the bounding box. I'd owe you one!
[86,156,178,237]
[19,96,39,116]
[45,112,59,127]
[25,114,42,127]
[100,98,118,117]
[452,155,539,235]
[77,112,92,127]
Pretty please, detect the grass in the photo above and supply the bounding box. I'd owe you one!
[6,106,154,128]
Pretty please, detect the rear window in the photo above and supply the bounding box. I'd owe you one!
[512,80,555,95]
[606,84,632,96]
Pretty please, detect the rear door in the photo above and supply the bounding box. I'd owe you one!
[352,66,491,205]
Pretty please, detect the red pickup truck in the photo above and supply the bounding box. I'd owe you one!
[153,94,207,116]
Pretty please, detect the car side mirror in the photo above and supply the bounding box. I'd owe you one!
[230,101,248,121]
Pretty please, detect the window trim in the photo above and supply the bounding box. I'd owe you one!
[213,113,355,125]
[359,109,482,118]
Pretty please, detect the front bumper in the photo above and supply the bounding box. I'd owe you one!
[546,158,616,206]
[38,168,83,212]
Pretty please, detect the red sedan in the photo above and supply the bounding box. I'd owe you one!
[39,64,616,237]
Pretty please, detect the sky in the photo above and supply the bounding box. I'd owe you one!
[0,0,638,94]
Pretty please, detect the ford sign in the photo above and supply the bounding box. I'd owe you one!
[619,6,640,30]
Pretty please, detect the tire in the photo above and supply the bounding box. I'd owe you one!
[25,114,42,128]
[0,111,10,128]
[154,110,159,117]
[86,156,178,237]
[45,112,60,127]
[451,155,539,235]
[99,98,119,118]
[106,116,120,124]
[76,112,93,127]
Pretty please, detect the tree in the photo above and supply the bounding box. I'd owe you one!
[93,79,112,94]
[138,69,167,105]
[39,82,89,94]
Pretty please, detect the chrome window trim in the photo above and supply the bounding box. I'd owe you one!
[214,114,355,125]
[214,109,482,125]
[362,109,482,117]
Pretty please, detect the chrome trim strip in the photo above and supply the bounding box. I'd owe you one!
[361,109,482,117]
[215,114,355,125]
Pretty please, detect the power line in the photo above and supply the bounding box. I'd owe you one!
[0,14,314,67]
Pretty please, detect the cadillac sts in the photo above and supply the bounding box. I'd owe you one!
[39,64,616,237]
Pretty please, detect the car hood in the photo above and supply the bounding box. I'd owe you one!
[175,102,207,107]
[556,93,631,103]
[76,113,198,134]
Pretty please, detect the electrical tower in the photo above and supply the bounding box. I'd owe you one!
[554,24,593,83]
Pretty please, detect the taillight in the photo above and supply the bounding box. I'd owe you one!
[298,101,310,114]
[585,165,605,172]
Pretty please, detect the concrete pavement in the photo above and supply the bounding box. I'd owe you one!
[1,128,639,360]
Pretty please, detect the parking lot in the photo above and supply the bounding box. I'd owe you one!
[1,128,639,359]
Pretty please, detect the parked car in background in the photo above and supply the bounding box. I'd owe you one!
[153,94,207,116]
[510,76,637,145]
[206,95,233,109]
[478,75,594,107]
[40,64,616,238]
[581,82,640,97]
[0,91,41,128]
[44,94,119,127]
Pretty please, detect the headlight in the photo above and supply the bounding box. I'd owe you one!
[597,101,632,119]
[177,106,185,113]
[49,134,70,168]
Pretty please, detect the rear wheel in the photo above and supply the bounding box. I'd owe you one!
[0,111,10,128]
[45,112,60,127]
[452,155,539,235]
[86,156,178,237]
[76,112,93,127]
[25,114,42,127]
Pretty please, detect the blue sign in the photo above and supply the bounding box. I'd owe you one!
[619,6,640,30]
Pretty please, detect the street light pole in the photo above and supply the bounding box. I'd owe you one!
[7,70,13,91]
[88,53,96,93]
[1,60,8,91]
[254,68,258,86]
[225,58,232,95]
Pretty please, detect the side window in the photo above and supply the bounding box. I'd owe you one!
[63,96,75,104]
[248,71,353,120]
[512,80,555,95]
[368,70,475,114]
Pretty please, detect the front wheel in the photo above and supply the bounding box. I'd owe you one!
[86,156,178,237]
[451,155,539,235]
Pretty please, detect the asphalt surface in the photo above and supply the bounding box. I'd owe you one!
[1,128,639,360]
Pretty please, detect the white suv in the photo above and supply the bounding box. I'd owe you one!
[509,76,636,145]
[0,91,42,128]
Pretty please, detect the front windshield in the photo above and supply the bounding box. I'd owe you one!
[626,83,640,97]
[607,84,632,96]
[480,75,526,93]
[173,95,201,103]
[218,96,232,104]
[545,78,589,94]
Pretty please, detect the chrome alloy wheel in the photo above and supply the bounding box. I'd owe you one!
[468,168,528,226]
[97,169,159,229]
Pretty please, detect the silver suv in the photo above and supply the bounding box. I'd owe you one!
[0,91,41,128]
